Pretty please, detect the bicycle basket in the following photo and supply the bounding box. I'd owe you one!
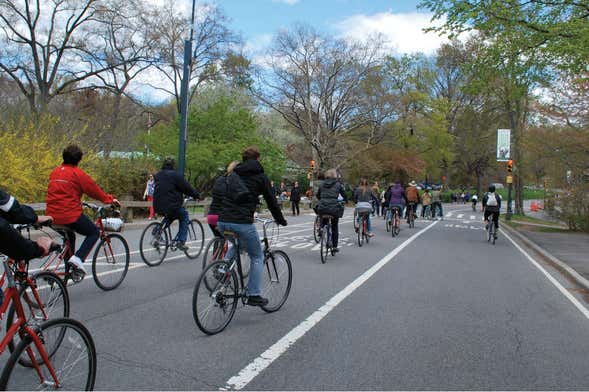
[103,217,124,232]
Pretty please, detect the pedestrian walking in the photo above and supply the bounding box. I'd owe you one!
[290,181,301,216]
[143,173,156,220]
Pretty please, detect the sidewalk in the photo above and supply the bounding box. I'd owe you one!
[504,222,589,290]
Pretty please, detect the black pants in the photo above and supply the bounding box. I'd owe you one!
[484,210,500,229]
[321,217,339,247]
[66,214,100,262]
[291,201,300,215]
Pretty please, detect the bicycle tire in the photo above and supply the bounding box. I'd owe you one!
[192,261,238,335]
[202,237,226,270]
[92,233,130,291]
[140,222,168,266]
[313,216,321,244]
[0,317,96,391]
[184,219,205,259]
[385,215,391,232]
[261,250,292,313]
[6,271,70,367]
[320,225,329,264]
[357,218,363,247]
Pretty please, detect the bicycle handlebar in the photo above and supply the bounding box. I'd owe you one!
[14,219,53,231]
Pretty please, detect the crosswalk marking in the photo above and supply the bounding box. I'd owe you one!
[470,215,476,220]
[446,212,453,217]
[457,214,464,219]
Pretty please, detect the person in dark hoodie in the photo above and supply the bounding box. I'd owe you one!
[290,181,301,216]
[218,146,287,307]
[207,161,238,238]
[153,157,201,250]
[316,169,347,253]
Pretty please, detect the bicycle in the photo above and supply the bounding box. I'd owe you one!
[313,214,322,244]
[486,218,498,245]
[423,205,433,220]
[0,252,96,389]
[139,198,205,267]
[406,203,416,228]
[192,217,292,335]
[385,207,392,232]
[390,207,401,237]
[354,207,371,247]
[319,215,337,263]
[43,202,130,291]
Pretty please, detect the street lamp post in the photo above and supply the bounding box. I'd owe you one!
[178,0,197,175]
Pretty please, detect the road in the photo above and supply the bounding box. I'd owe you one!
[10,204,589,389]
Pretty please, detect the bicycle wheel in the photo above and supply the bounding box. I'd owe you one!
[261,250,292,313]
[409,208,415,228]
[313,216,321,244]
[357,218,363,247]
[320,225,329,264]
[92,233,130,291]
[0,317,96,391]
[385,214,391,232]
[140,222,168,266]
[192,261,239,335]
[201,237,226,270]
[6,272,70,367]
[184,219,205,259]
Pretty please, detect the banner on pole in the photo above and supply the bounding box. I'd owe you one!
[497,129,511,161]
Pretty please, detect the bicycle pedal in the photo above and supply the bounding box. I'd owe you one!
[71,270,86,283]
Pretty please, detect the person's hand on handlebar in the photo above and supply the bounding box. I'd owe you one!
[111,199,120,208]
[36,237,54,256]
[277,217,288,227]
[36,215,53,226]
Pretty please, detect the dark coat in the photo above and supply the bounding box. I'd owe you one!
[208,176,228,215]
[290,186,301,202]
[153,169,201,215]
[0,189,44,260]
[316,178,347,217]
[219,159,286,225]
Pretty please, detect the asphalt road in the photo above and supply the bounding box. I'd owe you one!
[7,204,589,390]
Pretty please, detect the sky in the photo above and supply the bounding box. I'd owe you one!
[136,0,451,103]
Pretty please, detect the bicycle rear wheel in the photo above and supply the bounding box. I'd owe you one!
[0,317,96,391]
[261,250,292,313]
[357,218,363,247]
[140,222,168,266]
[6,271,70,367]
[184,219,205,259]
[193,261,239,335]
[320,225,329,264]
[92,233,130,291]
[202,237,226,270]
[313,216,321,244]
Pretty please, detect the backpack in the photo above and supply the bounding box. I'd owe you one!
[487,192,498,207]
[226,172,251,203]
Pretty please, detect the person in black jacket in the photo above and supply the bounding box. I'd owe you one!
[207,161,238,238]
[290,181,301,216]
[0,189,53,260]
[218,146,287,307]
[316,169,347,252]
[153,158,201,250]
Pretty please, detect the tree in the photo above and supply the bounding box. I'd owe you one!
[253,24,382,170]
[0,0,138,115]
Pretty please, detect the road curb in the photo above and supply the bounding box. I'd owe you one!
[502,224,589,291]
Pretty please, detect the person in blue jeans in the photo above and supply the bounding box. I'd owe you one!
[218,146,287,307]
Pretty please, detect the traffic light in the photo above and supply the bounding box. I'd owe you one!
[507,159,513,173]
[310,160,316,171]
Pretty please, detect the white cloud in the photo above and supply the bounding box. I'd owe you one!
[334,11,449,55]
[271,0,300,4]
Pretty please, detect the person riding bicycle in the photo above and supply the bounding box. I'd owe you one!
[218,146,287,307]
[1,189,53,260]
[316,169,347,253]
[153,157,202,251]
[421,188,432,218]
[385,181,406,222]
[207,161,239,239]
[471,193,478,211]
[405,180,420,223]
[482,185,501,237]
[353,178,377,237]
[46,144,119,276]
[431,186,443,219]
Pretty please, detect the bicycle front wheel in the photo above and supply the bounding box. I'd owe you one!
[193,261,239,335]
[6,271,70,367]
[261,250,292,313]
[140,222,168,266]
[184,219,205,259]
[0,317,97,391]
[313,216,321,244]
[92,233,130,291]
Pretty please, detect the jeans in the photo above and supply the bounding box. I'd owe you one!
[356,213,372,232]
[372,200,380,216]
[432,201,443,217]
[163,207,190,243]
[218,221,264,296]
[66,214,99,262]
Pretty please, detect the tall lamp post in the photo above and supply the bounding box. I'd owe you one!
[178,0,197,175]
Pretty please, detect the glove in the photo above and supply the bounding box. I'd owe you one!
[278,218,288,227]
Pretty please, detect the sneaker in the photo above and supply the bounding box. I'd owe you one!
[368,232,375,237]
[176,242,188,251]
[67,256,86,275]
[332,247,339,253]
[247,295,269,307]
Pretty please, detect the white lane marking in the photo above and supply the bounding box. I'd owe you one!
[457,214,464,219]
[470,215,476,220]
[446,212,453,217]
[224,220,438,390]
[501,229,589,320]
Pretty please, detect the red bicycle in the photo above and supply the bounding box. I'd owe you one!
[42,202,130,291]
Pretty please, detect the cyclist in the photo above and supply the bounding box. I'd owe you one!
[218,146,287,307]
[1,189,53,260]
[385,181,405,223]
[353,178,377,237]
[153,157,202,251]
[46,144,119,275]
[431,186,443,220]
[316,169,347,253]
[471,193,478,211]
[207,161,239,238]
[482,185,501,237]
[405,180,420,224]
[421,187,432,218]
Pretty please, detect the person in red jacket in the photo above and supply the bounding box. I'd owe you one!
[46,144,119,275]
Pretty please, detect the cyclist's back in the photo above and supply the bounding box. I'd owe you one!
[153,159,200,216]
[482,185,501,232]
